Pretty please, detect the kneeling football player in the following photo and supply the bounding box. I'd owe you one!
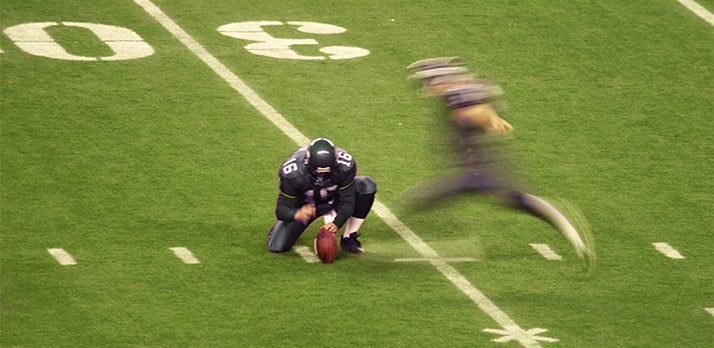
[267,138,377,255]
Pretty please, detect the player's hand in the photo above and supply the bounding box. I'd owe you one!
[320,222,338,234]
[490,117,514,135]
[294,204,316,225]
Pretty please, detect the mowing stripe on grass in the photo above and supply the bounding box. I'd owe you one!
[677,0,714,26]
[169,247,200,264]
[652,242,685,259]
[134,1,551,346]
[530,244,562,261]
[47,248,76,265]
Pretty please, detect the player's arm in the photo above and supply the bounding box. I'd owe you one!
[275,179,314,224]
[452,104,513,135]
[275,189,298,222]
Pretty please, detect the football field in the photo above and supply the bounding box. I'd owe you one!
[1,1,713,347]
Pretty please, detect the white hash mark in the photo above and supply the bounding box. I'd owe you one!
[483,327,559,344]
[169,247,200,264]
[652,242,685,259]
[530,244,563,260]
[47,248,76,265]
[295,246,320,263]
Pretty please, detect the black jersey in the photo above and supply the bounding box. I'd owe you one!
[276,146,357,227]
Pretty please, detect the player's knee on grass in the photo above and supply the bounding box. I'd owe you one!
[266,221,304,253]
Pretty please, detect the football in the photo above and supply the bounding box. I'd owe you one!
[314,228,338,264]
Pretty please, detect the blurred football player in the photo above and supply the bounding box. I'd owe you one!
[406,57,595,269]
[267,138,377,254]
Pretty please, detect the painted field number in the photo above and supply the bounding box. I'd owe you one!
[4,22,154,61]
[2,20,367,61]
[218,21,369,60]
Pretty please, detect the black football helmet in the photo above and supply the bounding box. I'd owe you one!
[306,138,337,181]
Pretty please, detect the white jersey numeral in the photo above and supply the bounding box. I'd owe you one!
[281,158,298,175]
[337,151,352,167]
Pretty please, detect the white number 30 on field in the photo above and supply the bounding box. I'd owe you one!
[217,21,369,60]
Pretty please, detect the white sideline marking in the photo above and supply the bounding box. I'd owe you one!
[652,242,685,259]
[169,247,200,264]
[135,1,550,346]
[705,308,714,317]
[530,244,562,261]
[47,248,76,265]
[394,257,475,262]
[295,246,320,263]
[677,0,714,26]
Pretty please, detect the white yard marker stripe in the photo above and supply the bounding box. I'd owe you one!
[169,247,200,264]
[135,2,547,346]
[652,242,685,259]
[705,308,714,317]
[394,257,476,262]
[295,246,320,263]
[677,0,714,26]
[530,244,563,261]
[47,248,76,265]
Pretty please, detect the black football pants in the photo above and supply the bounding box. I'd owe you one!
[266,176,377,252]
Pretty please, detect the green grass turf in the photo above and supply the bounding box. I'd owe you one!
[1,0,712,347]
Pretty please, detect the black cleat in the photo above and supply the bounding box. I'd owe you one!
[341,232,365,254]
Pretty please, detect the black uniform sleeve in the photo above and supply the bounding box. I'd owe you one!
[275,177,300,222]
[331,167,357,228]
[275,194,298,222]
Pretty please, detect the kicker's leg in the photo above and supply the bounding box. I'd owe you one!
[508,192,595,268]
[344,176,377,237]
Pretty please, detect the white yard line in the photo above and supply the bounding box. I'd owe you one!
[47,248,77,265]
[372,201,552,346]
[133,1,550,346]
[677,0,714,26]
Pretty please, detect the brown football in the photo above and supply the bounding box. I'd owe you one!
[314,228,338,264]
